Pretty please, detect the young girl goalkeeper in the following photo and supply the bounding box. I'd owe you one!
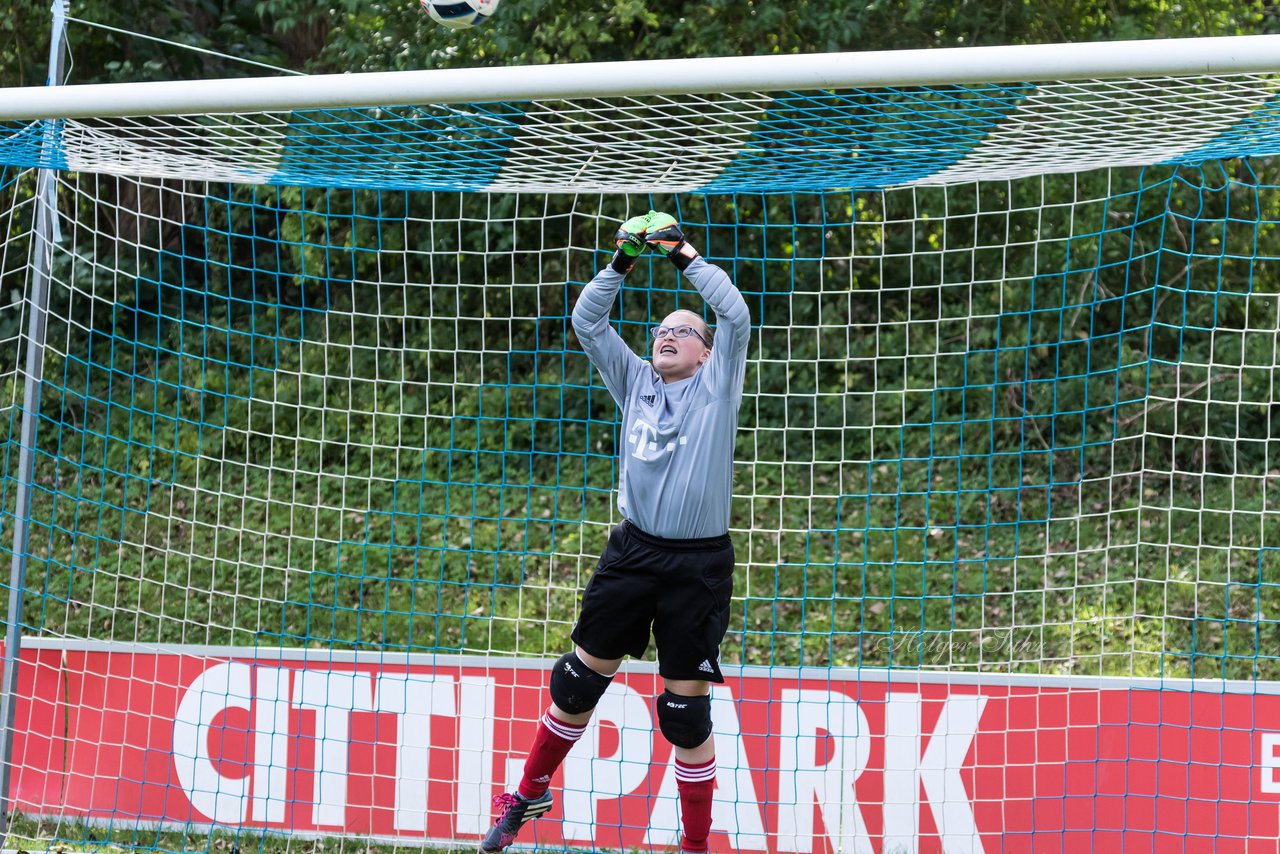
[481,211,751,854]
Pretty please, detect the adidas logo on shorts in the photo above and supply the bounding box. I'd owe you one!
[698,659,715,674]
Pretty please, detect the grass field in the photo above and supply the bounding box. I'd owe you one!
[6,320,1277,682]
[5,815,465,854]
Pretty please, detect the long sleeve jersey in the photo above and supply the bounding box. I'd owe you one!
[571,255,751,539]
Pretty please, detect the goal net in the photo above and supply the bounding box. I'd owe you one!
[3,40,1280,853]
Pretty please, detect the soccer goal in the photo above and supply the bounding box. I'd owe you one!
[2,30,1280,854]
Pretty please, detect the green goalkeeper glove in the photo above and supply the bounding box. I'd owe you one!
[644,211,699,271]
[610,213,651,274]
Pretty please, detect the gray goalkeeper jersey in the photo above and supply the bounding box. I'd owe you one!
[571,256,750,539]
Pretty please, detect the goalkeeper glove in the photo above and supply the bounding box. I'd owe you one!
[645,211,698,271]
[610,213,650,274]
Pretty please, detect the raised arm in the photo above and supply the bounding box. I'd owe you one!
[645,213,751,400]
[571,268,645,407]
[570,214,651,407]
[680,256,750,398]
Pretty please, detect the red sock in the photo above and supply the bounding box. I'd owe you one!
[518,709,587,799]
[675,757,716,853]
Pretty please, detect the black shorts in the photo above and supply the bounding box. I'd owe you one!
[571,520,735,683]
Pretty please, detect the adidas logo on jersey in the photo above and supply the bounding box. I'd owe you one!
[698,659,715,674]
[640,394,656,406]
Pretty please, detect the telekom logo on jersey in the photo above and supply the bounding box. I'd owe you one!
[627,418,688,461]
[169,663,987,853]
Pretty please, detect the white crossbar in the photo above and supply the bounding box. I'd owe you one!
[1,34,1279,120]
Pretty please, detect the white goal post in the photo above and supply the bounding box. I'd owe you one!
[0,34,1279,119]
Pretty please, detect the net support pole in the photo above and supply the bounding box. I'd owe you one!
[0,0,68,832]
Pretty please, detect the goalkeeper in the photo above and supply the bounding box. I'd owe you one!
[481,211,751,854]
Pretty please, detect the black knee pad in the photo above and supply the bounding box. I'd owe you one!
[549,651,612,715]
[655,691,713,749]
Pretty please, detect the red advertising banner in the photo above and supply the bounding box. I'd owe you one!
[9,642,1280,853]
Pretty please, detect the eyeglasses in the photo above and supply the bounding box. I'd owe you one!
[650,324,710,347]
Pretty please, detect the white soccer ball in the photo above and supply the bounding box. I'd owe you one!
[420,0,501,29]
